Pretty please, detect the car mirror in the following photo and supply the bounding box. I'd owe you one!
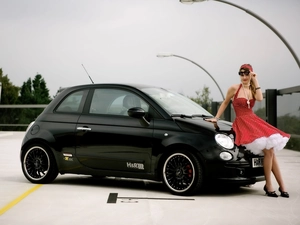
[128,107,146,118]
[128,107,150,126]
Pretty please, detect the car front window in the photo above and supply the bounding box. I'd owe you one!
[141,87,212,116]
[90,88,149,116]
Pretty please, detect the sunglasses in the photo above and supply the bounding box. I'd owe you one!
[238,70,250,76]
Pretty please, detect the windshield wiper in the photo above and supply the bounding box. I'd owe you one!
[191,114,212,118]
[171,114,212,118]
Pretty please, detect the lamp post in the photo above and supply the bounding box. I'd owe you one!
[0,82,2,104]
[157,53,225,100]
[179,0,300,69]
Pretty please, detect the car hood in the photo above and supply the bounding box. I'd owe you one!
[174,117,234,136]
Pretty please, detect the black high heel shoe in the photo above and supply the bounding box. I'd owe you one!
[279,188,289,198]
[263,185,278,197]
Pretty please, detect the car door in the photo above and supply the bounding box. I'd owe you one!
[44,89,88,153]
[75,88,154,173]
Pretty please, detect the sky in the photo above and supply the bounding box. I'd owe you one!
[1,0,300,102]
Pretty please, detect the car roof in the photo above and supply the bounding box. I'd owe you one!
[59,83,160,93]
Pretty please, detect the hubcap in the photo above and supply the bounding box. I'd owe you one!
[164,153,195,192]
[24,147,50,180]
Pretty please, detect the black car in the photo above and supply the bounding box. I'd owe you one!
[20,83,265,196]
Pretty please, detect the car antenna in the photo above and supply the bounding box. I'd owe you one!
[81,64,94,84]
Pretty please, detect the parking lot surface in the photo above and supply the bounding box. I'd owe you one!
[1,132,300,225]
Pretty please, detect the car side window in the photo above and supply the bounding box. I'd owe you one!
[89,88,149,116]
[56,90,86,113]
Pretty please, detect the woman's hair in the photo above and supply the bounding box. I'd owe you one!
[249,79,256,100]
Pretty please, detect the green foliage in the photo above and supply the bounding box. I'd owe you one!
[0,69,21,130]
[16,74,52,126]
[278,114,300,151]
[188,85,213,113]
[0,68,19,104]
[0,70,52,131]
[18,74,52,104]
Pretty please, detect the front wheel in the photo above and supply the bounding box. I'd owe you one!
[162,150,203,196]
[21,144,58,184]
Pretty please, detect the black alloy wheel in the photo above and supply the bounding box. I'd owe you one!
[162,150,203,196]
[21,144,58,183]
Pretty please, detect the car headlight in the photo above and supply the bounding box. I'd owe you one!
[215,133,234,149]
[219,151,233,161]
[25,121,35,133]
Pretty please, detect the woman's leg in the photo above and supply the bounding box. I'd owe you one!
[271,154,287,192]
[263,148,274,191]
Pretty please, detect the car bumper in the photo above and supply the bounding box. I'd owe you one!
[215,175,265,185]
[206,161,265,185]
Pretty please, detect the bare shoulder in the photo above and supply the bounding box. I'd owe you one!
[227,84,240,98]
[229,84,240,91]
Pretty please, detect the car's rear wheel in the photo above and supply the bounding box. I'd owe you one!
[162,150,203,196]
[21,144,58,183]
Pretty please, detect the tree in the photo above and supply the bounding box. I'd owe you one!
[0,68,20,130]
[189,85,213,112]
[0,68,19,104]
[17,74,52,125]
[18,74,52,104]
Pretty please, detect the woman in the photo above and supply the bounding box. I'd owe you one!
[206,64,290,198]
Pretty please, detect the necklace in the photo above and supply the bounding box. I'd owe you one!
[242,84,250,108]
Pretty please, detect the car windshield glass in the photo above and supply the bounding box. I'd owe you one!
[141,87,213,116]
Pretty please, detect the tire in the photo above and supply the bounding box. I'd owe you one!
[162,150,203,196]
[21,144,58,184]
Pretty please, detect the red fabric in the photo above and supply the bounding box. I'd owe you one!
[240,64,253,72]
[232,84,290,146]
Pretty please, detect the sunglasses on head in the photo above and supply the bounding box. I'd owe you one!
[238,70,250,76]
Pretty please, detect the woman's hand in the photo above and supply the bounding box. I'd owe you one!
[205,117,218,123]
[250,71,260,88]
[250,71,257,80]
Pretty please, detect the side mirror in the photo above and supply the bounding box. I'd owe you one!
[128,107,146,118]
[128,107,150,126]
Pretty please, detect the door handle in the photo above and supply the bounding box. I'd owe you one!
[77,127,92,131]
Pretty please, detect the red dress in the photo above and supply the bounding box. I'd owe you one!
[232,84,290,155]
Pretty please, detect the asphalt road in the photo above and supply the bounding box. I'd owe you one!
[1,132,300,225]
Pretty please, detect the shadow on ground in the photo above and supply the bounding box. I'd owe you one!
[50,175,257,197]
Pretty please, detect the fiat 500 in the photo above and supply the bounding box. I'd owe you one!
[20,83,264,195]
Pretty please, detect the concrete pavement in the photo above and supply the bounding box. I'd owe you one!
[1,132,300,225]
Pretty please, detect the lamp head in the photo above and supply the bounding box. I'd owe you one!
[180,0,206,4]
[156,53,174,58]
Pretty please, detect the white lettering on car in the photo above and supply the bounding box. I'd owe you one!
[126,162,144,170]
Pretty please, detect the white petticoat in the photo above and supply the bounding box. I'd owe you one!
[242,133,289,156]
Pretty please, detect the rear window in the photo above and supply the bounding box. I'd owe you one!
[56,90,87,113]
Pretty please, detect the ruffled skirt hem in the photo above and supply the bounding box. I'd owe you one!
[242,133,289,155]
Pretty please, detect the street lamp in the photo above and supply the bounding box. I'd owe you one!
[0,82,2,104]
[157,53,225,100]
[179,0,300,69]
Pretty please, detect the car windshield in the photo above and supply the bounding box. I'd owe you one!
[141,87,213,117]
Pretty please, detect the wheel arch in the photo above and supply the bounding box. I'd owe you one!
[21,138,56,159]
[20,138,63,173]
[156,143,206,181]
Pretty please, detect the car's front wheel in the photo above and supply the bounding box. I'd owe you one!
[162,150,203,196]
[21,144,58,183]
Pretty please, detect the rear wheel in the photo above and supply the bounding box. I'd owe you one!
[21,144,58,183]
[162,150,203,196]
